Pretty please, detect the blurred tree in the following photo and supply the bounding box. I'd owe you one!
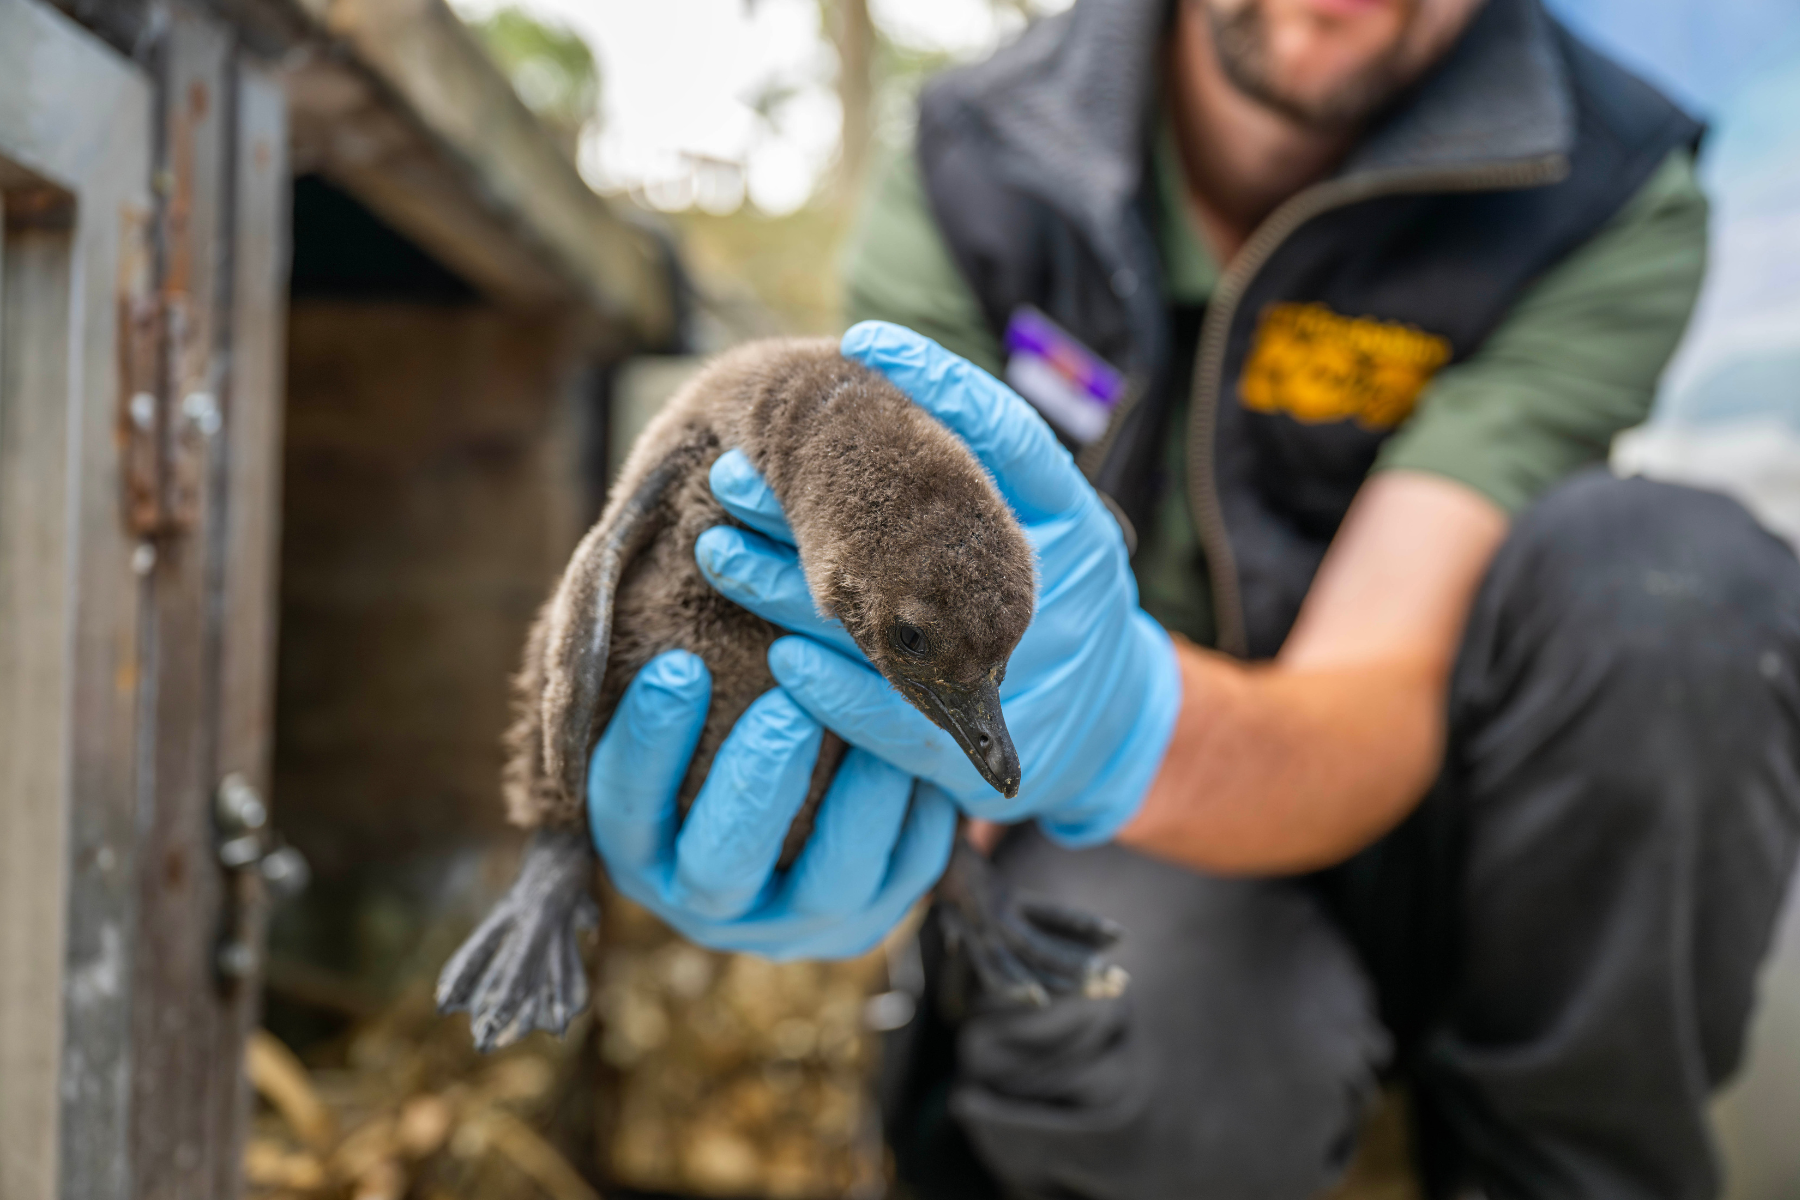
[869,37,957,155]
[828,0,875,196]
[468,5,599,156]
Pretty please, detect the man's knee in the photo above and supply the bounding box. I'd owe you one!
[1459,471,1800,785]
[1450,470,1800,1083]
[1478,469,1800,666]
[949,832,1389,1199]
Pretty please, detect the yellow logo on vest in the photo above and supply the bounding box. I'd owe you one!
[1240,302,1452,431]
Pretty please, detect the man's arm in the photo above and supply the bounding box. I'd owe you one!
[1119,471,1506,872]
[1120,151,1707,873]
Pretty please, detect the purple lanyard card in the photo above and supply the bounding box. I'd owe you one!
[1002,306,1127,446]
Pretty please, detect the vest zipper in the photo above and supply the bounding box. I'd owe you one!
[1181,154,1569,657]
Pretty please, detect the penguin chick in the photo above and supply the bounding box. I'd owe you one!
[437,338,1124,1052]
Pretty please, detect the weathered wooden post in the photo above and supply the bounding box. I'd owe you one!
[0,1,287,1195]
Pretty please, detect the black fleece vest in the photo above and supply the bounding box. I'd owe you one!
[917,0,1700,658]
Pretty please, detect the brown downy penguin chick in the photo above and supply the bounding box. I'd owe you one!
[437,338,1123,1052]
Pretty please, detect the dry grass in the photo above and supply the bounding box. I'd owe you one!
[245,987,601,1200]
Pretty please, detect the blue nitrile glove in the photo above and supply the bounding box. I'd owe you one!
[588,649,957,958]
[695,321,1182,846]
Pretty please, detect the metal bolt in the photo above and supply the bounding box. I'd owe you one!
[129,391,155,430]
[216,773,267,833]
[182,391,220,437]
[218,834,263,870]
[216,939,258,979]
[260,846,311,900]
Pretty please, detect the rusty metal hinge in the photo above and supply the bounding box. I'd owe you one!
[117,288,223,538]
[119,289,165,536]
[116,200,222,541]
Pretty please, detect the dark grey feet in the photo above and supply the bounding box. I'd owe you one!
[437,828,599,1051]
[937,836,1128,1007]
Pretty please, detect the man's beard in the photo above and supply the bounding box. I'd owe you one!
[1206,1,1420,129]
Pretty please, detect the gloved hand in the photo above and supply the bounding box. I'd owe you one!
[696,321,1182,846]
[587,649,957,958]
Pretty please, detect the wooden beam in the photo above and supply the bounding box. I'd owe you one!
[202,55,292,1200]
[291,0,675,345]
[0,169,79,1200]
[321,0,673,340]
[0,2,157,1197]
[284,56,576,310]
[128,11,243,1198]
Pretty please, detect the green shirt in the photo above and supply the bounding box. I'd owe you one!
[842,130,1708,645]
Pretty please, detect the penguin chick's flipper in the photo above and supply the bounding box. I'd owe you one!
[436,827,599,1051]
[541,456,687,808]
[441,458,683,1051]
[936,836,1129,1009]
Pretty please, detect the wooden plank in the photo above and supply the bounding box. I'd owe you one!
[128,6,237,1198]
[306,0,674,343]
[201,54,290,1200]
[0,180,77,1200]
[283,56,574,310]
[58,146,155,1200]
[215,61,288,831]
[0,4,155,1197]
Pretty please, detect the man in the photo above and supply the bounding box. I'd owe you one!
[585,0,1800,1195]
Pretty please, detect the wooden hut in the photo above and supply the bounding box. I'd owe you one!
[0,1,673,1196]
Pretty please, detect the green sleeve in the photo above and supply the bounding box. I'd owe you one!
[839,140,1006,376]
[1374,148,1709,513]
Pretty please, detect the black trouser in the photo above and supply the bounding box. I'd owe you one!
[928,471,1800,1200]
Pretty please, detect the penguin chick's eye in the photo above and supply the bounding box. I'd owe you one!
[893,623,932,659]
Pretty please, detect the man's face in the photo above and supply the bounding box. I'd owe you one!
[1199,0,1477,128]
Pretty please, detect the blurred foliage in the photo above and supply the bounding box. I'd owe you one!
[867,35,960,158]
[672,203,856,340]
[667,2,964,339]
[468,6,599,154]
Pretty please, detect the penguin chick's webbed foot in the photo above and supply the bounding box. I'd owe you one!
[437,827,598,1051]
[937,836,1128,1008]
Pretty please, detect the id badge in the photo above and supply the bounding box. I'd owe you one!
[1002,306,1126,446]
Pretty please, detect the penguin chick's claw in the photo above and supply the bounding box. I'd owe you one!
[937,837,1129,1008]
[437,827,599,1052]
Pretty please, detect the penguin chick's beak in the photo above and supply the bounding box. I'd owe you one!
[916,676,1020,799]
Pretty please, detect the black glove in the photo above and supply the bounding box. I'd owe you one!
[951,991,1148,1199]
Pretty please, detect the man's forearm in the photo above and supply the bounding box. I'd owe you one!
[1116,470,1509,875]
[1117,641,1446,873]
